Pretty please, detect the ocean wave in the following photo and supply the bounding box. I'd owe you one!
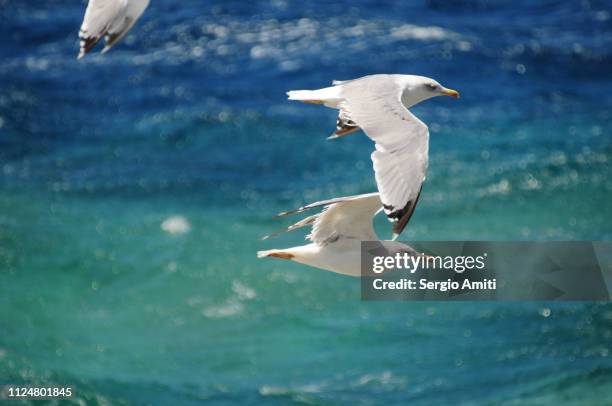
[202,281,257,319]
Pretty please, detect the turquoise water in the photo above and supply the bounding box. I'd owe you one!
[1,0,612,404]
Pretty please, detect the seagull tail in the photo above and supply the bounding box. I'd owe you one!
[257,249,295,260]
[287,86,341,107]
[286,90,325,104]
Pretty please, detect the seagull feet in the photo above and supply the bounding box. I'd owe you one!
[257,250,295,260]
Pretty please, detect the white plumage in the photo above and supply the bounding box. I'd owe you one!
[78,0,150,59]
[257,193,420,276]
[287,74,459,239]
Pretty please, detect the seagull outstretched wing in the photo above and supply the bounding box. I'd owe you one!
[265,193,382,246]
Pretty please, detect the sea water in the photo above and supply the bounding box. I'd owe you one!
[1,1,611,404]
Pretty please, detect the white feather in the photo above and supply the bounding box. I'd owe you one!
[78,0,149,58]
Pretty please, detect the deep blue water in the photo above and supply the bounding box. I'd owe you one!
[1,0,612,404]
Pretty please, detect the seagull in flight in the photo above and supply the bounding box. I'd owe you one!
[78,0,150,59]
[257,193,421,276]
[287,74,459,239]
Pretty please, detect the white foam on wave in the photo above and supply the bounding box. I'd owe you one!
[259,382,325,397]
[116,15,468,72]
[202,280,257,319]
[161,215,191,235]
[390,24,457,41]
[232,280,256,300]
[202,301,244,319]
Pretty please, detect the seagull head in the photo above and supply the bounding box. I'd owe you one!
[401,75,460,106]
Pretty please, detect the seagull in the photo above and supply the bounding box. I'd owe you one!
[257,193,421,276]
[77,0,150,59]
[287,74,459,240]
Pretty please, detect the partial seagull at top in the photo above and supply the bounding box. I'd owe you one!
[287,74,459,240]
[257,193,421,277]
[78,0,150,59]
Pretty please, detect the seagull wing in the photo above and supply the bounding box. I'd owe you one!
[339,76,429,239]
[102,0,150,53]
[78,0,127,58]
[268,193,382,246]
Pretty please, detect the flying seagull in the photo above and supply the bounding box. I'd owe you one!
[287,74,459,239]
[257,193,421,276]
[78,0,150,59]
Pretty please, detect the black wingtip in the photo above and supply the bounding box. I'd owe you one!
[385,185,423,239]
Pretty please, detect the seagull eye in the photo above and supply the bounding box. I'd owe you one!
[426,83,437,90]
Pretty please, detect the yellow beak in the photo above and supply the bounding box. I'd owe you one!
[442,88,460,98]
